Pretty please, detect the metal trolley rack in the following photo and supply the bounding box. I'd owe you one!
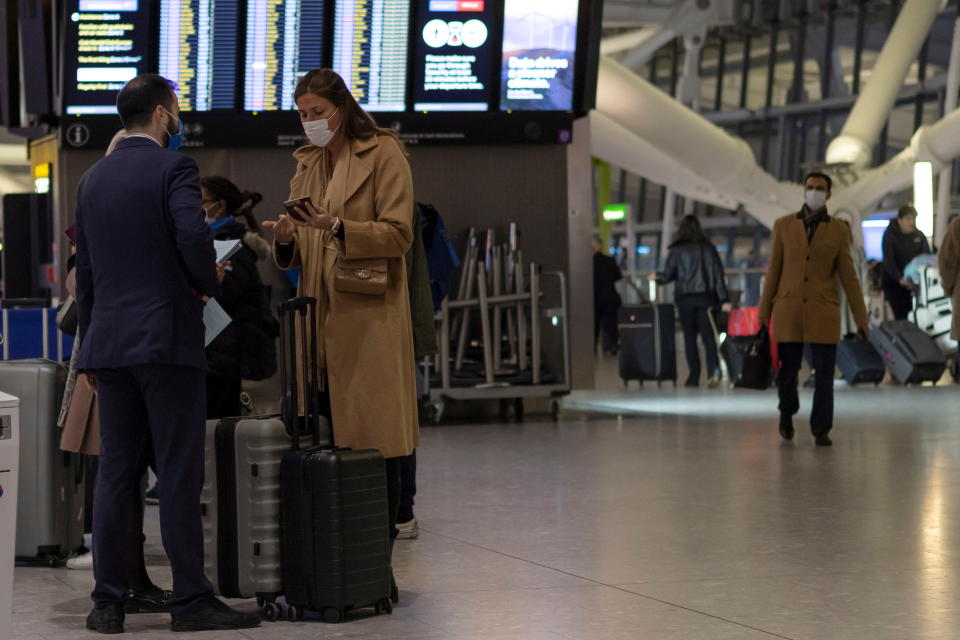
[421,228,571,424]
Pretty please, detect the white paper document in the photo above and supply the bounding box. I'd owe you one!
[214,239,243,263]
[203,298,232,346]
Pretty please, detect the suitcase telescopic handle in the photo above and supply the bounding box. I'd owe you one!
[278,296,326,451]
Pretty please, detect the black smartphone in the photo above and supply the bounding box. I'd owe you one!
[283,196,312,222]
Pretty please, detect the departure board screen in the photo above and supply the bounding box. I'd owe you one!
[63,0,152,115]
[158,0,240,111]
[244,0,325,111]
[333,0,409,113]
[412,0,496,112]
[500,0,579,111]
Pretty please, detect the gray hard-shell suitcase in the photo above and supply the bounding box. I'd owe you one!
[201,416,288,605]
[870,320,946,384]
[0,359,83,562]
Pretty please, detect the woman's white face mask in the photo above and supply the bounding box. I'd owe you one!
[303,107,341,147]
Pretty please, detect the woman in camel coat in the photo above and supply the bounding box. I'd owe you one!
[265,69,418,599]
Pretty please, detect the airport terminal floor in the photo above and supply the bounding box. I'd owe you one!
[13,355,960,640]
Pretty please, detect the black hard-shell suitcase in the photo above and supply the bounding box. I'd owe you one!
[836,336,885,386]
[618,304,677,387]
[721,330,772,389]
[278,298,393,623]
[870,320,946,385]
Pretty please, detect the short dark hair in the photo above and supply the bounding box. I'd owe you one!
[116,73,177,128]
[898,204,918,219]
[804,172,832,192]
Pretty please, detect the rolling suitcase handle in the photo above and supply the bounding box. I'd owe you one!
[278,297,326,451]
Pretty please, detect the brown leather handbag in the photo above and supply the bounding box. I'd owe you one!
[334,258,389,295]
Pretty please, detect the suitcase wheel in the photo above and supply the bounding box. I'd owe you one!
[374,598,394,615]
[286,604,303,622]
[322,607,344,624]
[263,602,282,622]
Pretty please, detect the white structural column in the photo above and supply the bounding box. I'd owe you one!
[825,0,943,167]
[600,27,668,56]
[936,17,960,247]
[595,55,799,228]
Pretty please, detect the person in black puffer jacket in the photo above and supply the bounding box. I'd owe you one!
[201,176,279,418]
[881,205,930,320]
[653,215,730,388]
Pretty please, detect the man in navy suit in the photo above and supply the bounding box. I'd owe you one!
[75,74,260,634]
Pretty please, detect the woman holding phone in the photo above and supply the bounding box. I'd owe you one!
[263,69,417,601]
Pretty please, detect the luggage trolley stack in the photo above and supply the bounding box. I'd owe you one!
[425,227,570,423]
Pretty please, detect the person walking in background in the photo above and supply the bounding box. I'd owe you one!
[652,215,730,388]
[759,172,869,447]
[200,176,278,419]
[74,74,259,633]
[265,68,419,604]
[593,236,622,356]
[937,215,960,372]
[881,205,930,320]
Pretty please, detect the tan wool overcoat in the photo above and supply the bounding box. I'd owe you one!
[276,134,419,459]
[759,211,868,344]
[937,216,960,340]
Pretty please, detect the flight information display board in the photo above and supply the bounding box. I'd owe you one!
[332,0,409,112]
[412,0,497,112]
[500,0,579,111]
[63,0,153,115]
[244,0,325,111]
[158,0,241,111]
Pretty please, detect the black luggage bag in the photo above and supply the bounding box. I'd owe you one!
[278,297,393,623]
[836,335,885,386]
[725,328,772,390]
[618,304,677,387]
[870,320,946,385]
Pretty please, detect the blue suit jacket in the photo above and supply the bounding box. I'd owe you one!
[75,137,219,371]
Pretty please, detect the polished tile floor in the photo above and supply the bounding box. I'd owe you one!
[13,376,960,639]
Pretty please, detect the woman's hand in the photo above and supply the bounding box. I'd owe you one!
[263,214,296,243]
[291,199,335,231]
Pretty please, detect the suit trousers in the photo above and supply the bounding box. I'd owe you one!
[777,342,837,436]
[92,364,213,614]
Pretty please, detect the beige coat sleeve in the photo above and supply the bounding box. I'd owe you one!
[836,239,869,331]
[758,219,784,324]
[342,137,414,260]
[939,219,960,297]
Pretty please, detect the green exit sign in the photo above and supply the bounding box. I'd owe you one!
[603,203,629,221]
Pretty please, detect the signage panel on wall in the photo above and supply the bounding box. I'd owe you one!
[243,0,326,111]
[500,0,579,111]
[333,0,409,112]
[63,0,152,115]
[412,0,496,111]
[158,0,241,111]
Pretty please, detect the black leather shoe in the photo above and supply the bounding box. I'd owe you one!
[170,597,261,632]
[86,604,124,634]
[815,434,833,447]
[124,586,171,614]
[779,415,794,441]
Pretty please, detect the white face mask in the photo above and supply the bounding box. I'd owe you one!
[303,108,341,147]
[805,189,828,211]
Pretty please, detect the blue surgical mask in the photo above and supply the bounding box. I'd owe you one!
[163,107,184,151]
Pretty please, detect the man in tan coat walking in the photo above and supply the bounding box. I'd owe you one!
[759,172,869,446]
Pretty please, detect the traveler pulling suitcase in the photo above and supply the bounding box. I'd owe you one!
[836,336,885,386]
[618,304,677,387]
[870,320,946,385]
[0,358,83,563]
[278,297,393,623]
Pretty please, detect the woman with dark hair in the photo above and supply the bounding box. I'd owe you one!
[201,176,278,418]
[263,69,418,602]
[881,204,930,320]
[653,215,730,388]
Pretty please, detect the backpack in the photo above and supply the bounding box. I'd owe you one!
[418,202,461,311]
